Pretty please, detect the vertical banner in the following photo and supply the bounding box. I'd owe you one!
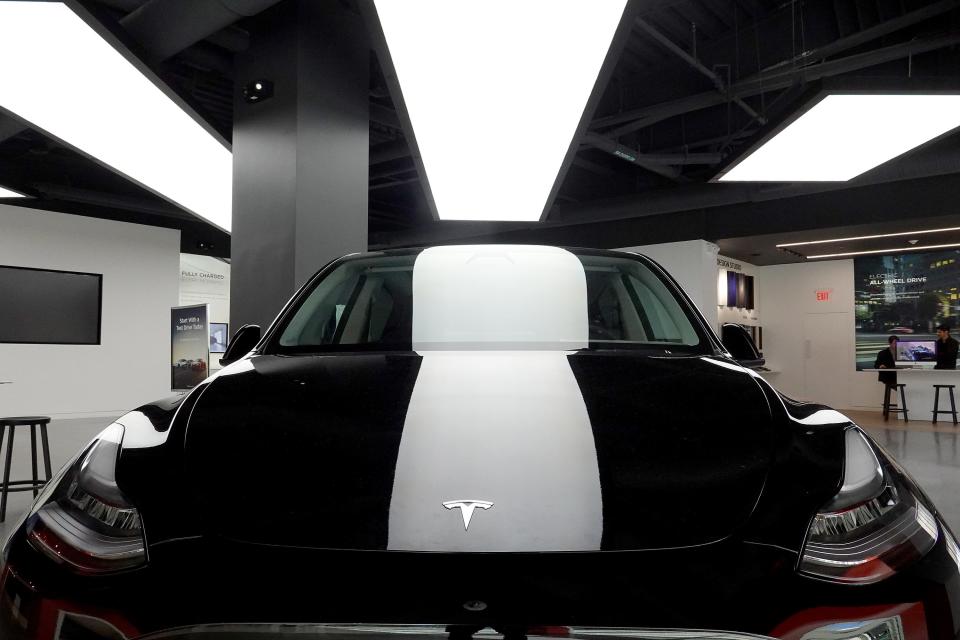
[171,304,209,391]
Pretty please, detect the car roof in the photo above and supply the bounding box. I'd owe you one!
[349,245,645,260]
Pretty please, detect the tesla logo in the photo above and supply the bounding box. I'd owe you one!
[443,500,493,530]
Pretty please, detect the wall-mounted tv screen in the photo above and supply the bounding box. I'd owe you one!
[896,340,937,363]
[0,265,102,344]
[854,248,960,370]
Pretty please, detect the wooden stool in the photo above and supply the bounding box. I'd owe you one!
[0,416,52,522]
[883,383,909,422]
[933,384,959,425]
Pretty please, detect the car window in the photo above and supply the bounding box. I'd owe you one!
[272,247,707,353]
[278,256,414,349]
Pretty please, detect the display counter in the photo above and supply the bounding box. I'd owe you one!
[862,368,960,422]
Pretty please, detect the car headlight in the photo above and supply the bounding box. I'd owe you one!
[25,423,146,574]
[799,428,938,584]
[799,616,905,640]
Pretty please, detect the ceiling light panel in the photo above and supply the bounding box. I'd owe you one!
[373,0,627,221]
[719,94,960,182]
[0,186,25,198]
[0,2,232,231]
[777,226,960,247]
[808,242,960,259]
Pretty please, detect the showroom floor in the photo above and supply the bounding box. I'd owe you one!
[849,409,960,533]
[2,412,960,546]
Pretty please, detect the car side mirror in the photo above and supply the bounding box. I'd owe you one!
[219,324,261,366]
[721,323,765,369]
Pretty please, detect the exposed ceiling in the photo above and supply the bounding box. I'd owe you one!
[718,216,960,264]
[1,0,959,262]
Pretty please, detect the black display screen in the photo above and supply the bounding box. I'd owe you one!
[0,265,102,344]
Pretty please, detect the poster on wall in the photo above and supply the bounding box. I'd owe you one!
[171,304,209,391]
[854,249,960,369]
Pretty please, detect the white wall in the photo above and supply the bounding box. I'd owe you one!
[620,240,881,412]
[759,259,880,411]
[0,204,180,418]
[619,240,720,331]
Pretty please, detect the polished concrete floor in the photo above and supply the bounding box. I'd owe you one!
[849,409,960,533]
[1,411,960,546]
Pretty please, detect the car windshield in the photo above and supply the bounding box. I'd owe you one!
[269,246,709,353]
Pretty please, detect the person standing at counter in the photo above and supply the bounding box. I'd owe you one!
[935,324,959,369]
[875,336,898,386]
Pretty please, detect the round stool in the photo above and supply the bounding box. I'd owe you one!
[883,383,909,422]
[933,384,959,425]
[0,416,52,522]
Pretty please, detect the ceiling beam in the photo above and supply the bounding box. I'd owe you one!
[571,156,622,177]
[368,136,960,248]
[371,172,960,251]
[369,176,420,191]
[29,182,194,218]
[758,0,960,76]
[369,102,402,130]
[0,117,27,145]
[119,0,280,61]
[583,133,724,166]
[592,29,960,137]
[370,139,410,164]
[581,132,682,179]
[635,17,766,127]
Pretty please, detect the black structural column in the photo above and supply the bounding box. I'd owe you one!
[230,0,369,330]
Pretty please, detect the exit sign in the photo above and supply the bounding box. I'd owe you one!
[816,289,832,301]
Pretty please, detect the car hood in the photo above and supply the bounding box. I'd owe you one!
[184,351,774,551]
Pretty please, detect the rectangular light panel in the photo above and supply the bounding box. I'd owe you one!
[719,94,960,182]
[373,0,627,221]
[0,186,25,198]
[808,242,960,259]
[777,226,960,248]
[0,2,232,231]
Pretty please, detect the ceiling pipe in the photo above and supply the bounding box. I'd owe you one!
[635,18,766,127]
[592,30,960,135]
[757,0,960,76]
[120,0,282,61]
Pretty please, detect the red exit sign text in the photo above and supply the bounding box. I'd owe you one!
[816,290,832,302]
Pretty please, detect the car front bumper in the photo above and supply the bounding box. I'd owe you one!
[2,530,959,640]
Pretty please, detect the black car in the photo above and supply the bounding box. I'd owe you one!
[2,245,958,640]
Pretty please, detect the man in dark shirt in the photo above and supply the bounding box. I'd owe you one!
[875,336,898,386]
[935,324,959,369]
